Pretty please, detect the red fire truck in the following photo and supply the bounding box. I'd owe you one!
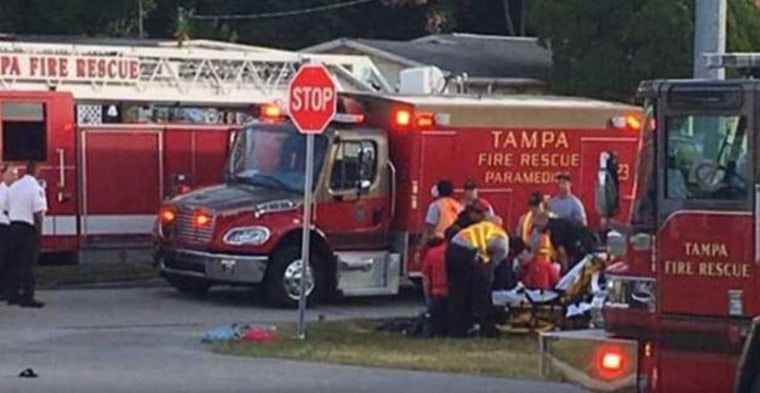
[154,92,643,306]
[0,37,385,263]
[539,54,760,393]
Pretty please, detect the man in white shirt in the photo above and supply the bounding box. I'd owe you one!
[6,161,47,308]
[0,165,16,301]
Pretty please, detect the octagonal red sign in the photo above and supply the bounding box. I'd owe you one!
[288,63,337,134]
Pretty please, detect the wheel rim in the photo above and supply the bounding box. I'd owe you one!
[282,259,315,301]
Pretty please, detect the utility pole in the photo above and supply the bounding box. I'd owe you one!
[693,0,727,80]
[137,0,144,38]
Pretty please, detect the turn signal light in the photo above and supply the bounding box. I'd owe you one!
[160,207,176,224]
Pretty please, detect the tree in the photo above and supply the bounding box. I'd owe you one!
[527,0,760,100]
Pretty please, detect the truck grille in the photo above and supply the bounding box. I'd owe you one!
[173,206,216,244]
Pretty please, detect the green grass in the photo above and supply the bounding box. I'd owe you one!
[213,319,542,379]
[37,263,157,288]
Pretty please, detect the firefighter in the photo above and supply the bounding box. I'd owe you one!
[446,201,509,338]
[547,173,587,226]
[6,161,46,308]
[0,164,15,301]
[415,179,462,265]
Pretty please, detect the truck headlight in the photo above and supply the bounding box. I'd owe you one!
[223,226,271,246]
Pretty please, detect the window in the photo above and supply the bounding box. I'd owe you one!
[665,115,747,201]
[330,141,377,191]
[2,102,47,162]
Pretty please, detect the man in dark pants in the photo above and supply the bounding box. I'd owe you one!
[0,164,14,300]
[6,161,46,308]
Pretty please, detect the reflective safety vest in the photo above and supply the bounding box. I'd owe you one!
[459,221,508,263]
[519,210,555,258]
[536,232,554,257]
[519,211,536,244]
[433,197,463,239]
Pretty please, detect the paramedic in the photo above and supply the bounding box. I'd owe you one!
[0,165,15,300]
[533,212,599,273]
[462,179,495,218]
[415,179,462,264]
[6,161,46,308]
[446,202,509,337]
[421,237,448,337]
[515,192,547,249]
[547,173,587,225]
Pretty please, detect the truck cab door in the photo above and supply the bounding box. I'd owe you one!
[654,82,758,319]
[317,134,399,296]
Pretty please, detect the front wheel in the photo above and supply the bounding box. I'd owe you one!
[265,246,324,308]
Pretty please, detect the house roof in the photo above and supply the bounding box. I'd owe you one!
[301,33,552,81]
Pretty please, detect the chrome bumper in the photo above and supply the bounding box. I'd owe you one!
[158,248,268,284]
[539,329,639,393]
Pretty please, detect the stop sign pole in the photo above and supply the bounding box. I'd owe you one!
[288,62,337,340]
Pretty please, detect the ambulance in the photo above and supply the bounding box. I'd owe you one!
[539,54,760,393]
[154,91,643,307]
[0,37,385,262]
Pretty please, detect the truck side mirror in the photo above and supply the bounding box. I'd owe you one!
[594,151,621,218]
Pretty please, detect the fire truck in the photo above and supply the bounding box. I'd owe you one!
[154,91,643,307]
[539,54,760,393]
[0,37,387,263]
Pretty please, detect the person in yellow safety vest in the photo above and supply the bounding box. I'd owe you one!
[415,179,462,266]
[516,192,556,257]
[446,201,509,338]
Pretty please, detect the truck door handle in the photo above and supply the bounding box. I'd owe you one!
[372,207,384,225]
[56,148,70,203]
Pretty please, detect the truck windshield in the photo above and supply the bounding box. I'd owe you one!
[227,126,329,193]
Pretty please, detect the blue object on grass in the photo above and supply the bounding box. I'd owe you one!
[201,323,248,343]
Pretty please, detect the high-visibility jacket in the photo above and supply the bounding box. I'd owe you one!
[433,197,463,239]
[518,210,555,258]
[454,221,509,264]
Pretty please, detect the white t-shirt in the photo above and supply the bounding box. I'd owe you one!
[0,183,9,225]
[7,175,47,226]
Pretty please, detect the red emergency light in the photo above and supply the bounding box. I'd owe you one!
[194,210,211,227]
[595,345,626,379]
[392,108,436,130]
[159,206,176,224]
[609,114,643,132]
[257,103,283,123]
[394,109,412,127]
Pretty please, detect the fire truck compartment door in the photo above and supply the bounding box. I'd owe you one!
[335,250,400,296]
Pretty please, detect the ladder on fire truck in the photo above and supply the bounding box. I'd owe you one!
[0,38,393,108]
[706,52,760,76]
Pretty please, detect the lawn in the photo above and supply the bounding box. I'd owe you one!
[37,263,157,288]
[213,319,542,380]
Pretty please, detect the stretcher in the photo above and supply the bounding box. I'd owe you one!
[492,252,609,333]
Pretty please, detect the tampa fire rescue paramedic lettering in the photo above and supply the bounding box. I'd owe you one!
[446,201,509,337]
[415,179,462,263]
[0,165,15,300]
[6,161,47,308]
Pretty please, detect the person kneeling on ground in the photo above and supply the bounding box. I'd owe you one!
[421,237,449,337]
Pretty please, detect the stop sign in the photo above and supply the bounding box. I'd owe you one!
[288,63,337,134]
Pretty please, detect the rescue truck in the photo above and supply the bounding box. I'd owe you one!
[539,53,760,393]
[0,37,387,263]
[154,91,643,307]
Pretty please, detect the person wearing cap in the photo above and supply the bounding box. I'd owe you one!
[547,173,587,226]
[445,202,509,338]
[462,179,495,218]
[415,179,463,266]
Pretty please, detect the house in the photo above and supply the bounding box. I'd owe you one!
[301,33,552,95]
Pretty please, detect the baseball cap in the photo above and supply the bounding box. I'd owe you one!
[528,192,542,207]
[556,172,572,182]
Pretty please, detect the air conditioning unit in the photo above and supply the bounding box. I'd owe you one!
[398,66,447,95]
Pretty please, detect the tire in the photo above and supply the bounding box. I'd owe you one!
[164,274,211,295]
[265,245,324,308]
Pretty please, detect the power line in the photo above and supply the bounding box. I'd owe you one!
[189,0,377,21]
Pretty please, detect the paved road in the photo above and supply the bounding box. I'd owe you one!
[0,285,585,393]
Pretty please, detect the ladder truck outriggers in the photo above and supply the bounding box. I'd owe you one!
[539,53,760,393]
[0,36,389,263]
